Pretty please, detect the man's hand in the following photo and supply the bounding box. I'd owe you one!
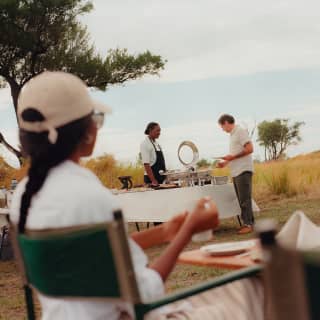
[151,181,159,187]
[216,160,229,168]
[222,154,235,161]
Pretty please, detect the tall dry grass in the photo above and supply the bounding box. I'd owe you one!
[253,151,320,201]
[1,152,319,201]
[213,151,320,202]
[84,154,144,189]
[0,157,29,188]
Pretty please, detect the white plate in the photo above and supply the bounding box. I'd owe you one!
[200,240,256,256]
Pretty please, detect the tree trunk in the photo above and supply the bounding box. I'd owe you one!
[8,79,21,116]
[0,79,23,166]
[0,131,23,166]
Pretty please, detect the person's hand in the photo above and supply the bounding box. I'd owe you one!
[162,211,188,242]
[222,154,235,161]
[151,179,159,187]
[216,160,228,168]
[185,197,219,234]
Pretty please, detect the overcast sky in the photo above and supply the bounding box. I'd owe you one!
[1,0,320,168]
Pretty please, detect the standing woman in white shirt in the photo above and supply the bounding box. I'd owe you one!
[140,122,166,187]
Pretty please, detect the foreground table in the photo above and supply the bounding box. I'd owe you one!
[177,245,260,270]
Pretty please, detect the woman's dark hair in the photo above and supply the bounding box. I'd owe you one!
[18,109,92,233]
[144,122,159,135]
[218,114,235,125]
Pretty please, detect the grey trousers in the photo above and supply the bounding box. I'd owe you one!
[233,171,254,226]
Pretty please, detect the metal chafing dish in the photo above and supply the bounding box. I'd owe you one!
[161,141,228,186]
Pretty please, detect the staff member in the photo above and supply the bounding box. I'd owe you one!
[140,122,166,187]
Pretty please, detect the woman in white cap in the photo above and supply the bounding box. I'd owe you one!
[10,72,262,320]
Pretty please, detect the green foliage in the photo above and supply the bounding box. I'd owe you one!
[0,0,166,108]
[257,118,304,161]
[0,0,165,166]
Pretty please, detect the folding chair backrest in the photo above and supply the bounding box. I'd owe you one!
[15,210,141,302]
[303,253,320,320]
[261,237,320,320]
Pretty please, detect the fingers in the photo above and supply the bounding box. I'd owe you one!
[195,197,213,210]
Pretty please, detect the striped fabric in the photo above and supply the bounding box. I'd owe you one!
[146,277,264,320]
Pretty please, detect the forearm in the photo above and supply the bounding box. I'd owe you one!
[131,224,166,249]
[233,150,249,159]
[144,164,157,183]
[233,142,253,159]
[148,222,193,281]
[131,212,187,249]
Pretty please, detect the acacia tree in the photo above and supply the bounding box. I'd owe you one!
[0,0,165,164]
[257,119,304,161]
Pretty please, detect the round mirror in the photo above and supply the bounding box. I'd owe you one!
[178,141,199,167]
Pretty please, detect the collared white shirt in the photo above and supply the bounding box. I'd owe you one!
[140,137,162,173]
[10,160,164,320]
[229,125,253,177]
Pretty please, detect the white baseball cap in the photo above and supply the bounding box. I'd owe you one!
[18,71,112,144]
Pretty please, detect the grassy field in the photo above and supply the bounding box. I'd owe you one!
[1,151,319,198]
[0,151,319,318]
[1,196,320,319]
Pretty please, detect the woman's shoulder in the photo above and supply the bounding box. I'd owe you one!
[50,161,115,199]
[140,137,152,147]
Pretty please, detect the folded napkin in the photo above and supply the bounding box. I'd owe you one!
[277,211,320,250]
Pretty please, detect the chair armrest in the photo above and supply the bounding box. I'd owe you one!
[135,265,262,318]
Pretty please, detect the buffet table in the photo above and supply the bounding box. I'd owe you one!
[116,183,245,222]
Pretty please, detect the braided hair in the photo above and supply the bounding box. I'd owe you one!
[18,108,92,233]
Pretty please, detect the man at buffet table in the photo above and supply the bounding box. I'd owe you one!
[217,114,255,234]
[140,122,166,187]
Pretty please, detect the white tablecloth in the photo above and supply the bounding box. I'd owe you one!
[117,184,259,222]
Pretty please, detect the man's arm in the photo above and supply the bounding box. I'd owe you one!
[222,141,253,161]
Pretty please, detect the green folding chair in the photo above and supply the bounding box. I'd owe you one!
[14,210,262,320]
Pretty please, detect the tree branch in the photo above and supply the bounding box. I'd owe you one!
[0,131,23,166]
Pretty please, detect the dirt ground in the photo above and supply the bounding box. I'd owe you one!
[1,196,320,319]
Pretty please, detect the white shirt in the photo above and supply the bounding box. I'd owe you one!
[140,137,162,173]
[10,161,164,320]
[229,125,253,177]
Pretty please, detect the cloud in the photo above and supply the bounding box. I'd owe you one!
[82,0,320,82]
